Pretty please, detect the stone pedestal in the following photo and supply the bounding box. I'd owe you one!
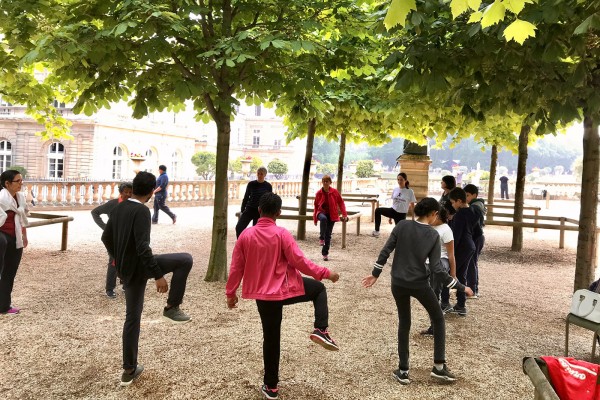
[397,154,432,201]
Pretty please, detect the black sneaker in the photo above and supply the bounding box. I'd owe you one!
[163,306,192,324]
[120,364,144,386]
[430,364,457,382]
[309,328,339,351]
[106,290,117,299]
[261,384,279,399]
[440,303,453,313]
[449,305,467,316]
[420,326,434,336]
[392,369,410,385]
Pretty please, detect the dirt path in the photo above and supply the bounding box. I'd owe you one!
[0,205,589,399]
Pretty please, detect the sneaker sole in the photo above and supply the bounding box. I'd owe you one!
[392,372,410,385]
[430,372,457,382]
[261,390,278,400]
[309,334,339,351]
[162,316,192,324]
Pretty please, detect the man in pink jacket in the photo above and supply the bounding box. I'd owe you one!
[226,192,340,400]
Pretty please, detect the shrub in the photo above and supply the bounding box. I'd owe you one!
[317,163,337,175]
[10,165,28,178]
[267,159,288,179]
[355,160,374,178]
[191,151,217,180]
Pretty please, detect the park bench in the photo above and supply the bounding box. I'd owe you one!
[298,194,379,222]
[27,212,75,251]
[236,206,362,249]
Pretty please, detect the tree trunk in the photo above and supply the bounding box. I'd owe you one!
[488,144,498,207]
[511,124,530,252]
[574,115,599,290]
[204,110,231,282]
[336,132,346,192]
[297,118,316,240]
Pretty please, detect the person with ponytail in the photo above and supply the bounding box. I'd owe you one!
[371,172,416,237]
[362,197,473,384]
[0,169,29,315]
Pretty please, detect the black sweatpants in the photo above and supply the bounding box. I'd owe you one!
[236,207,260,238]
[255,278,328,388]
[0,232,23,313]
[152,194,176,223]
[122,253,193,370]
[374,207,406,231]
[392,283,446,370]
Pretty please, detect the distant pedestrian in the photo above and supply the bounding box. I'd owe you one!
[152,165,176,224]
[499,175,509,199]
[91,182,133,298]
[226,192,340,400]
[362,197,473,385]
[236,167,273,238]
[102,171,193,387]
[0,170,28,315]
[371,173,416,237]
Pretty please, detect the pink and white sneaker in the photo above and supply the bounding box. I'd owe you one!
[2,307,20,315]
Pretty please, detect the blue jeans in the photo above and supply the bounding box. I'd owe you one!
[317,213,335,256]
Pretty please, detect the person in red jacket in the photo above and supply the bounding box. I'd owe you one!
[226,192,340,400]
[313,175,348,261]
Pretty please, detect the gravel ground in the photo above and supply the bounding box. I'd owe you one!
[0,203,591,399]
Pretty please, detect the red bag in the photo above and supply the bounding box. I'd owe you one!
[540,356,600,400]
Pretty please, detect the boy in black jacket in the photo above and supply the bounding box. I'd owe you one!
[442,187,482,316]
[102,171,193,386]
[464,184,485,298]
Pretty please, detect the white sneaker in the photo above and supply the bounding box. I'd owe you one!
[371,230,380,237]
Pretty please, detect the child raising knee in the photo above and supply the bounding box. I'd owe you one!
[362,198,473,385]
[226,192,340,400]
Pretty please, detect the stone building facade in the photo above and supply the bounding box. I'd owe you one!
[0,98,306,180]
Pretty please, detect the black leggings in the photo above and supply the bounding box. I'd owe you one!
[256,278,328,388]
[374,208,406,231]
[392,284,446,370]
[0,232,23,313]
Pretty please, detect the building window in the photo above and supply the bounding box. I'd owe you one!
[252,130,260,148]
[273,139,282,150]
[0,140,12,172]
[171,151,181,179]
[255,105,261,116]
[48,142,65,178]
[143,148,157,172]
[112,146,125,179]
[52,99,66,108]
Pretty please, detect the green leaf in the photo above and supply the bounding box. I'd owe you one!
[574,14,600,35]
[467,0,482,10]
[503,0,526,15]
[503,19,537,44]
[450,0,469,19]
[113,22,128,36]
[468,11,483,23]
[225,59,235,67]
[384,0,416,30]
[480,1,506,29]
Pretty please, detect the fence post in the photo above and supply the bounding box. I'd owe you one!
[342,220,347,249]
[559,218,565,249]
[534,208,539,233]
[61,221,69,251]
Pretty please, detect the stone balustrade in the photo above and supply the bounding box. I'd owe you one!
[21,178,379,210]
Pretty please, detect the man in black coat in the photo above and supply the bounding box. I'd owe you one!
[102,171,193,386]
